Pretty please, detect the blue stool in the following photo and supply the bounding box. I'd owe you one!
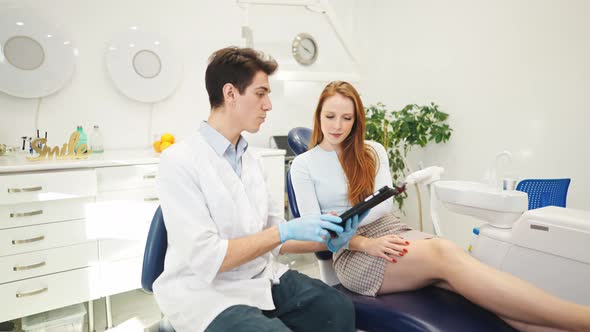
[141,206,175,332]
[516,178,571,210]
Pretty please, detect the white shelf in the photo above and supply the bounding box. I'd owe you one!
[273,70,360,82]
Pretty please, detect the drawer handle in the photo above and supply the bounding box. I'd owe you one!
[143,174,156,180]
[7,186,43,193]
[144,197,159,202]
[10,210,43,218]
[13,261,46,271]
[16,287,48,298]
[12,235,45,245]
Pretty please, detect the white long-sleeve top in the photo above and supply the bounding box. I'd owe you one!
[289,141,394,226]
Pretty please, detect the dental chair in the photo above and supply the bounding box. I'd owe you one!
[516,178,570,210]
[141,206,175,332]
[286,127,516,332]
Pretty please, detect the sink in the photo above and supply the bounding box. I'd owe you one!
[434,181,528,228]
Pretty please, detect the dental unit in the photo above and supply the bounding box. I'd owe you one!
[409,166,590,306]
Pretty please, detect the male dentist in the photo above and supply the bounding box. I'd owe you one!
[154,47,358,332]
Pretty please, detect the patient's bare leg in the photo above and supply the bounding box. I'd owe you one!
[437,281,568,332]
[501,318,569,332]
[377,237,590,332]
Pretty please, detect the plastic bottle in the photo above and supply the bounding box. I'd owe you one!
[89,125,104,153]
[468,227,480,254]
[75,125,88,151]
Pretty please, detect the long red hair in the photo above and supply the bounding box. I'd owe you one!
[309,81,377,205]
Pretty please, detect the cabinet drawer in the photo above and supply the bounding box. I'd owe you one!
[96,165,158,191]
[0,169,96,205]
[0,197,93,230]
[0,219,93,256]
[96,187,159,204]
[100,257,142,297]
[0,267,100,323]
[99,239,145,262]
[86,192,156,241]
[0,241,98,284]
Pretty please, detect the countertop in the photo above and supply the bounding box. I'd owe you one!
[0,147,285,174]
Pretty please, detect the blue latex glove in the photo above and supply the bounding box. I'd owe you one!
[278,214,343,243]
[326,210,370,252]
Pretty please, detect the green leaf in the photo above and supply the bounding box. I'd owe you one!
[364,102,453,212]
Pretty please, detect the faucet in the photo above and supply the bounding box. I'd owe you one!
[489,150,513,190]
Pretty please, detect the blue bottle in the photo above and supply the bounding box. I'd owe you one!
[75,125,88,150]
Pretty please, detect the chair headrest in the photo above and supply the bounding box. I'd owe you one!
[287,127,312,156]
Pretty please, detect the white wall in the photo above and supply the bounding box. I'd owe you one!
[0,0,354,150]
[353,0,590,246]
[240,3,356,146]
[2,0,589,247]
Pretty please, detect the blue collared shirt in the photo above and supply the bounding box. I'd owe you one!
[199,121,248,177]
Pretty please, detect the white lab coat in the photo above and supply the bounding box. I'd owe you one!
[153,131,288,332]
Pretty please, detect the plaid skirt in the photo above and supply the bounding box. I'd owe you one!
[333,214,412,296]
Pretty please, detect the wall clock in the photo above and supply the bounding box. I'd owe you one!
[291,33,318,66]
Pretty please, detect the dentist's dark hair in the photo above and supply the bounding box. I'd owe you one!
[205,47,278,109]
[309,81,377,205]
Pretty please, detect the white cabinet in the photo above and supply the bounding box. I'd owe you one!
[0,170,99,323]
[0,197,94,229]
[0,219,95,256]
[96,165,158,192]
[0,267,100,322]
[0,169,96,205]
[0,242,98,284]
[94,165,160,297]
[0,147,285,324]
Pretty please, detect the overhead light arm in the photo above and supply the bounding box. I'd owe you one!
[318,0,358,68]
[237,0,360,73]
[238,0,321,7]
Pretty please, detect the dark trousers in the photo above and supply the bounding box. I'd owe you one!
[205,270,355,332]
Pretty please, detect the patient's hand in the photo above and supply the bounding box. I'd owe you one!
[362,235,409,261]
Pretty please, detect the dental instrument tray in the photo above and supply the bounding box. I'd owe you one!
[329,185,406,237]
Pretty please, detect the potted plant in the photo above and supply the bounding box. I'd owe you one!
[365,102,452,226]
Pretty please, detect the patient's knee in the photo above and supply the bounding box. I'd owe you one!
[429,238,462,262]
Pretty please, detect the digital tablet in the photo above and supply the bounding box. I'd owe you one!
[328,185,406,238]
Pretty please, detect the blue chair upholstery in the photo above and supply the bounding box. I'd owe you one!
[335,285,516,332]
[286,169,300,219]
[142,206,167,293]
[516,178,571,210]
[287,127,312,155]
[141,206,175,332]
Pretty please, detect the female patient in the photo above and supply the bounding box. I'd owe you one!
[289,81,590,332]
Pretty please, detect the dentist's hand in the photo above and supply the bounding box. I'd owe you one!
[278,215,343,243]
[326,210,369,252]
